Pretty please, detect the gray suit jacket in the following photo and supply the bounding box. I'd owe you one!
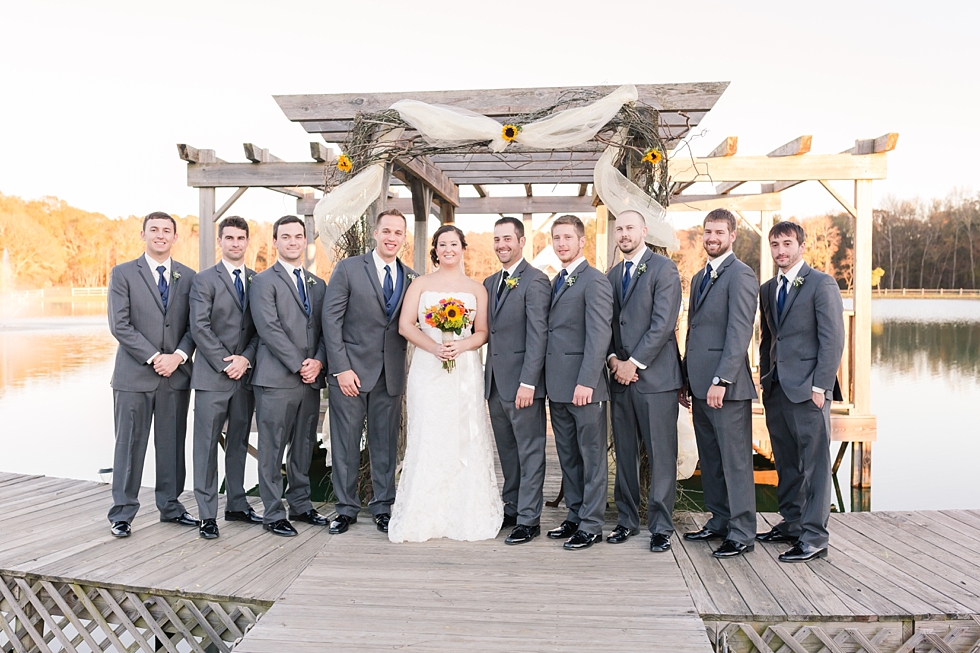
[683,255,758,401]
[189,263,259,392]
[483,259,551,402]
[544,263,613,404]
[250,262,327,390]
[322,252,415,396]
[607,249,684,394]
[108,256,196,392]
[760,263,845,404]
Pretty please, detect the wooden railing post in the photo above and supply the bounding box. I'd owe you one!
[851,179,873,491]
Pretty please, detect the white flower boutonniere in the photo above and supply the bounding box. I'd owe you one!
[307,276,317,286]
[793,276,805,289]
[636,263,648,276]
[407,272,418,281]
[709,268,718,281]
[505,276,520,290]
[566,275,577,287]
[172,271,181,281]
[247,274,255,283]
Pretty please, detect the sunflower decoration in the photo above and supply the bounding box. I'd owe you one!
[336,154,353,173]
[501,124,522,142]
[423,297,473,372]
[642,147,663,165]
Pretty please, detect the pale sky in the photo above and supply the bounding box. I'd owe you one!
[1,0,976,231]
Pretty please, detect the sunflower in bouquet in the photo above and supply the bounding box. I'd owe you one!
[423,297,472,373]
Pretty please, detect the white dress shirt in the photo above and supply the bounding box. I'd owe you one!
[561,256,587,278]
[609,245,651,370]
[775,259,824,394]
[220,258,250,371]
[144,254,187,365]
[372,249,400,288]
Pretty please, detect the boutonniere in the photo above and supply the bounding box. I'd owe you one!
[247,273,255,283]
[306,276,317,286]
[566,275,577,287]
[407,272,418,281]
[505,276,520,290]
[709,268,718,281]
[793,276,805,288]
[636,263,647,276]
[172,271,181,281]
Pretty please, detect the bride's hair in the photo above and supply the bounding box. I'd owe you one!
[429,225,467,266]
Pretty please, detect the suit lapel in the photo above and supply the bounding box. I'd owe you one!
[244,267,255,310]
[551,262,581,308]
[694,255,735,312]
[363,253,387,314]
[768,278,779,331]
[387,258,411,324]
[493,259,525,319]
[137,256,166,313]
[216,264,243,310]
[778,263,810,326]
[622,249,653,307]
[610,261,624,311]
[274,262,307,314]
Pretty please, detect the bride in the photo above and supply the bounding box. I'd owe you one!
[388,225,504,542]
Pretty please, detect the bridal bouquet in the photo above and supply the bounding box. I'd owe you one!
[423,297,472,373]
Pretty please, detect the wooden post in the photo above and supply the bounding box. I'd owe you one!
[440,201,455,225]
[760,210,774,281]
[198,149,217,270]
[523,213,534,261]
[366,163,392,253]
[595,204,609,272]
[607,214,618,269]
[851,179,873,490]
[409,179,433,274]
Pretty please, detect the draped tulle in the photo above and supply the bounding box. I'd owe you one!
[388,291,504,543]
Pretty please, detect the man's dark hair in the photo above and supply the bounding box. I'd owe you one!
[143,211,177,233]
[429,224,467,266]
[703,208,737,233]
[768,220,806,245]
[273,215,305,240]
[551,214,585,238]
[375,208,407,229]
[218,216,249,238]
[494,216,525,239]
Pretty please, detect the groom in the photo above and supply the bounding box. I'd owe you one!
[322,209,416,535]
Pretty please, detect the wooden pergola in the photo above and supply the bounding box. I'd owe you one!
[177,82,896,499]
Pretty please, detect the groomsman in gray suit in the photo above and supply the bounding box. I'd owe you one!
[544,215,614,550]
[189,216,262,540]
[251,215,328,537]
[606,210,684,553]
[106,212,197,537]
[322,209,416,535]
[758,221,844,562]
[681,208,759,558]
[483,217,551,545]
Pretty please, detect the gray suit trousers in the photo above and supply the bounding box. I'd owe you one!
[488,381,547,526]
[254,385,318,523]
[611,389,678,535]
[328,368,400,518]
[193,386,255,521]
[691,397,756,545]
[764,383,832,548]
[550,400,608,535]
[108,386,190,523]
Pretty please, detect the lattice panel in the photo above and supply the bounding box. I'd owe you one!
[0,573,268,652]
[716,618,980,653]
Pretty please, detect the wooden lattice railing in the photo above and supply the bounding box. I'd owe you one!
[0,572,268,652]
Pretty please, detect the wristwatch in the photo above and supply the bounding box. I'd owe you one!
[711,376,730,387]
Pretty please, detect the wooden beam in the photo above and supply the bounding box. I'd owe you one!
[760,210,774,282]
[818,180,858,219]
[177,144,200,163]
[187,162,325,188]
[524,184,533,197]
[473,185,488,197]
[716,136,811,194]
[409,179,433,273]
[244,143,284,163]
[440,201,455,225]
[671,153,887,184]
[310,142,333,163]
[667,192,781,212]
[734,210,763,238]
[708,136,738,158]
[392,156,459,206]
[270,187,306,199]
[845,133,899,155]
[577,184,589,197]
[212,187,248,223]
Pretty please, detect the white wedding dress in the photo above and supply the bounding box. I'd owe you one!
[388,291,504,543]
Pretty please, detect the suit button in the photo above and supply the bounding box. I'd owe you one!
[491,330,495,334]
[165,323,170,327]
[620,320,626,325]
[549,328,554,332]
[777,336,783,341]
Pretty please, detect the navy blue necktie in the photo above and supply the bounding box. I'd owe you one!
[777,275,788,319]
[294,269,310,316]
[233,269,245,306]
[697,265,711,301]
[383,264,394,304]
[622,261,633,297]
[157,265,169,310]
[553,269,568,297]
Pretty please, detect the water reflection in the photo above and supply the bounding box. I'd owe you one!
[873,321,980,380]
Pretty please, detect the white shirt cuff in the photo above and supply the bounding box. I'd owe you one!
[812,386,825,394]
[519,383,535,390]
[176,349,188,364]
[147,352,160,365]
[628,357,647,370]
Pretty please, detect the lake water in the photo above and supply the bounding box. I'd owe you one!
[0,297,978,512]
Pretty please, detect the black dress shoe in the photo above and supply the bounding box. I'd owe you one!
[778,542,828,563]
[289,509,328,526]
[199,518,219,540]
[683,527,725,542]
[713,539,754,558]
[501,513,518,529]
[263,519,298,537]
[225,506,263,524]
[329,514,357,534]
[563,530,601,550]
[756,525,797,543]
[374,513,391,533]
[505,524,540,545]
[650,533,672,552]
[110,521,131,538]
[162,512,200,527]
[606,525,639,544]
[547,520,579,539]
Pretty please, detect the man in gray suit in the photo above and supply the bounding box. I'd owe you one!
[106,212,197,537]
[758,221,844,562]
[544,215,614,551]
[606,210,684,553]
[322,209,416,535]
[483,217,551,545]
[251,215,328,537]
[681,208,759,558]
[189,216,262,540]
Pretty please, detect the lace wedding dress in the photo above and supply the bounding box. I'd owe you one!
[388,291,504,542]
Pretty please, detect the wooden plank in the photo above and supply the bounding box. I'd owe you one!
[751,413,877,443]
[708,136,738,158]
[845,133,899,155]
[672,514,753,617]
[393,155,460,206]
[670,153,887,183]
[716,136,811,194]
[177,143,200,163]
[243,143,283,163]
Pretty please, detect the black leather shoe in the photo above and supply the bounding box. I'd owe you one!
[606,525,639,544]
[225,506,263,524]
[563,530,601,550]
[505,524,540,545]
[779,542,828,563]
[374,513,391,533]
[199,518,219,539]
[110,521,131,538]
[329,514,357,534]
[501,513,518,529]
[547,520,579,539]
[713,539,754,558]
[683,527,725,542]
[650,533,672,552]
[289,509,328,526]
[263,519,298,537]
[756,525,797,543]
[162,512,200,527]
